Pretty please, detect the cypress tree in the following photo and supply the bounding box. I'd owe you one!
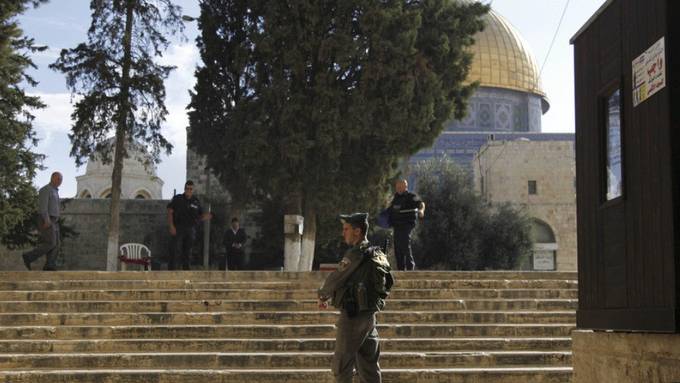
[189,0,488,269]
[0,0,48,248]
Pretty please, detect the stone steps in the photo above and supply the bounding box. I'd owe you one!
[0,271,576,382]
[0,337,572,353]
[0,367,573,383]
[0,288,578,300]
[0,298,577,312]
[0,351,572,369]
[0,323,576,339]
[0,311,576,326]
[0,271,578,281]
[0,279,578,290]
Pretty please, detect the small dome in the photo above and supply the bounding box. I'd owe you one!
[84,138,155,177]
[76,138,164,199]
[465,4,550,113]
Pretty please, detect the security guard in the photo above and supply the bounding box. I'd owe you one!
[318,212,390,383]
[166,180,211,270]
[388,179,425,270]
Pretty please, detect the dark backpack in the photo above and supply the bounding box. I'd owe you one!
[341,246,395,316]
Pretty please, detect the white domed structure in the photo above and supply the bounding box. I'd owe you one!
[76,139,164,200]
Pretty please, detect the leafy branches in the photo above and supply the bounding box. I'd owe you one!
[0,0,48,248]
[412,156,532,270]
[50,0,183,165]
[188,0,488,260]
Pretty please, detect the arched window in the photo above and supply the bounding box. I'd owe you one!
[530,219,556,243]
[530,219,557,271]
[100,188,112,199]
[79,190,92,199]
[133,189,151,200]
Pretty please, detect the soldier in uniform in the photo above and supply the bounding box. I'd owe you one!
[388,179,425,270]
[318,212,391,383]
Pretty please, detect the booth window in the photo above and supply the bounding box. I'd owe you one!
[605,89,623,200]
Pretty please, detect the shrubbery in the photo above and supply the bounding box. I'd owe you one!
[412,157,532,270]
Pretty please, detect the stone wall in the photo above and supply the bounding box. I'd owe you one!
[573,330,680,382]
[0,199,171,271]
[472,139,577,270]
[0,198,265,271]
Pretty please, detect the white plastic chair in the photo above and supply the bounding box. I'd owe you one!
[119,243,152,271]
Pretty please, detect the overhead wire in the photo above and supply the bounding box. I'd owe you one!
[539,0,571,79]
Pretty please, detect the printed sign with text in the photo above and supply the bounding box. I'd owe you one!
[632,37,666,107]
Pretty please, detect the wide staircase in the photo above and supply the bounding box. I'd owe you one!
[0,271,577,382]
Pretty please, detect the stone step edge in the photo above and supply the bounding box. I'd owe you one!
[0,367,573,373]
[0,298,579,303]
[0,271,578,278]
[0,310,576,315]
[0,336,571,343]
[0,351,573,357]
[0,279,578,284]
[0,288,579,293]
[0,337,574,347]
[0,323,576,329]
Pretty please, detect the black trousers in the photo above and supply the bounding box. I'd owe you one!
[393,224,416,271]
[169,226,194,270]
[224,249,244,271]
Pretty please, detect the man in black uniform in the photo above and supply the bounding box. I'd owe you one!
[388,179,425,271]
[318,212,392,383]
[166,180,211,270]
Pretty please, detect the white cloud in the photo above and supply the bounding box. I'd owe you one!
[28,92,76,144]
[21,16,87,33]
[32,47,62,61]
[159,42,199,150]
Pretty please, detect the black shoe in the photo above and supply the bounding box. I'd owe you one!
[21,254,31,271]
[42,267,57,271]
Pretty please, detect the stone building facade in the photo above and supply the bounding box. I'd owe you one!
[472,139,577,271]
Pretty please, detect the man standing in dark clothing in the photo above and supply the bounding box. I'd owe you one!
[167,180,211,270]
[318,212,389,383]
[22,172,63,271]
[223,217,247,270]
[388,179,425,271]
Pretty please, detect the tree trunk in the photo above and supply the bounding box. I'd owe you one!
[298,205,316,271]
[105,0,134,271]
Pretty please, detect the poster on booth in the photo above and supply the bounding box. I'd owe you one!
[632,37,666,107]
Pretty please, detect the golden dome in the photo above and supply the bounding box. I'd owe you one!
[466,7,550,112]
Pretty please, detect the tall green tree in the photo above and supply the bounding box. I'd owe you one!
[188,0,488,270]
[411,156,532,270]
[0,0,48,249]
[51,0,183,270]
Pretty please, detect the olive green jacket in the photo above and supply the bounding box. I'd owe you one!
[318,240,370,302]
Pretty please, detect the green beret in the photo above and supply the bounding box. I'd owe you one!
[339,212,369,226]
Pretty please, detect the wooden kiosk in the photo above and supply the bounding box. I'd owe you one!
[571,0,680,380]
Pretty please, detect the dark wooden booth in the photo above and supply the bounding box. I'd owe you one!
[571,0,680,332]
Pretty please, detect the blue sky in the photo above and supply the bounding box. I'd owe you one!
[18,0,606,198]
